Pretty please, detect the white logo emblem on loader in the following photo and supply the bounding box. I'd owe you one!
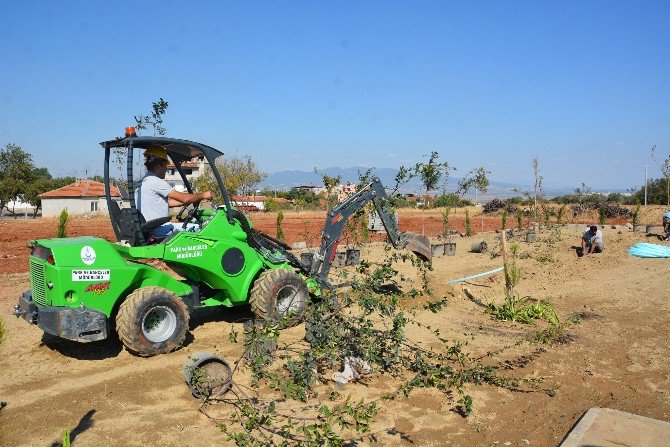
[81,246,96,265]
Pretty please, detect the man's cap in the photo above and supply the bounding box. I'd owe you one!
[590,225,598,232]
[144,144,168,163]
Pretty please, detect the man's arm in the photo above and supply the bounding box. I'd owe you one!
[167,190,212,208]
[587,243,595,255]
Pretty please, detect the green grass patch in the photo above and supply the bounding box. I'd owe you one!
[487,295,558,325]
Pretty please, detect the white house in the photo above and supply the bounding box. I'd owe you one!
[164,157,208,192]
[39,180,123,217]
[232,195,291,211]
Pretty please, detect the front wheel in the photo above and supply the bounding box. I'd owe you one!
[116,286,189,357]
[250,269,309,328]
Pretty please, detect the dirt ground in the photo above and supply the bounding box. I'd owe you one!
[1,208,669,446]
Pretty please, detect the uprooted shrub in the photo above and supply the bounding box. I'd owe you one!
[199,249,549,446]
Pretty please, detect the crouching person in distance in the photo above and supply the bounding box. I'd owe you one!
[579,225,604,257]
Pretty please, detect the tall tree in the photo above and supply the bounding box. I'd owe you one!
[457,167,490,197]
[195,154,267,203]
[414,151,453,207]
[651,145,670,206]
[0,143,36,215]
[315,169,341,209]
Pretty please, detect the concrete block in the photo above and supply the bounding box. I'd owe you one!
[292,241,307,249]
[559,407,670,447]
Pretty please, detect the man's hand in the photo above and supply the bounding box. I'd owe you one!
[202,191,213,201]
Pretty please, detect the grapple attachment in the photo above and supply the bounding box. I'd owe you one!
[398,232,432,263]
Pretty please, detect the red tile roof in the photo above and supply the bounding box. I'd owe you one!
[39,180,121,199]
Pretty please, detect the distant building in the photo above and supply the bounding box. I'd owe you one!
[39,180,123,217]
[334,183,357,201]
[232,195,291,211]
[164,157,209,192]
[296,185,325,195]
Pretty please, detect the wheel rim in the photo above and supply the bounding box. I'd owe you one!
[276,285,302,315]
[142,306,177,343]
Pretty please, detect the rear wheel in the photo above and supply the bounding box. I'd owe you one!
[250,269,308,328]
[116,286,189,357]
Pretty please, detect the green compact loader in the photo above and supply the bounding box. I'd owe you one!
[14,129,431,356]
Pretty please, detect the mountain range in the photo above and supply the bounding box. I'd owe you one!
[258,166,589,200]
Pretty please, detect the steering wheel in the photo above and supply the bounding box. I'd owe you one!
[177,200,201,227]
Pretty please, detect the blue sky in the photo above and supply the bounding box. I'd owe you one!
[1,0,668,190]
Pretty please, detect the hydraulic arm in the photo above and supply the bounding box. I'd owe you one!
[307,177,432,286]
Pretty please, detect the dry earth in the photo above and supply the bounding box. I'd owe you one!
[0,208,669,446]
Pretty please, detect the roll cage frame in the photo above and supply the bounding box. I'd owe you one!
[100,135,233,246]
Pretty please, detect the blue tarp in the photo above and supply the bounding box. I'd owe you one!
[628,242,670,258]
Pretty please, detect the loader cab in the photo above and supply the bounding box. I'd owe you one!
[100,128,234,247]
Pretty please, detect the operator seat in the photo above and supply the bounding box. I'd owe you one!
[109,201,171,246]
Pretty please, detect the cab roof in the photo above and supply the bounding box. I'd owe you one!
[100,136,224,165]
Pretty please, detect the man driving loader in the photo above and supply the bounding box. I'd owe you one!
[135,144,213,237]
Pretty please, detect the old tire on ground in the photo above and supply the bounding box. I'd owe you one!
[250,269,309,328]
[116,286,189,357]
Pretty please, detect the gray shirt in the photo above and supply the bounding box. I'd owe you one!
[135,173,173,222]
[582,228,603,245]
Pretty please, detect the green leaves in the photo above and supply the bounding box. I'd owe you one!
[487,294,558,325]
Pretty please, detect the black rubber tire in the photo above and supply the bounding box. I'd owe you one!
[115,286,189,357]
[249,269,308,328]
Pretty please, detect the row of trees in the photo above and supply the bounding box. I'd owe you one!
[0,143,76,217]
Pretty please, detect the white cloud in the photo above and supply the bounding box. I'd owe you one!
[290,155,300,159]
[388,153,396,158]
[552,157,567,161]
[615,141,626,146]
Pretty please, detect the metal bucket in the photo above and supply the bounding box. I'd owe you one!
[183,353,233,399]
[526,231,537,243]
[470,241,488,253]
[400,232,433,263]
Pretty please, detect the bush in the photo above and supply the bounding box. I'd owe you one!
[465,209,472,236]
[441,206,451,237]
[633,202,641,226]
[435,193,470,208]
[628,178,669,205]
[57,209,69,238]
[276,212,285,242]
[557,205,565,225]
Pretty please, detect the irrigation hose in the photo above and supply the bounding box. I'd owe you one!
[447,267,504,284]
